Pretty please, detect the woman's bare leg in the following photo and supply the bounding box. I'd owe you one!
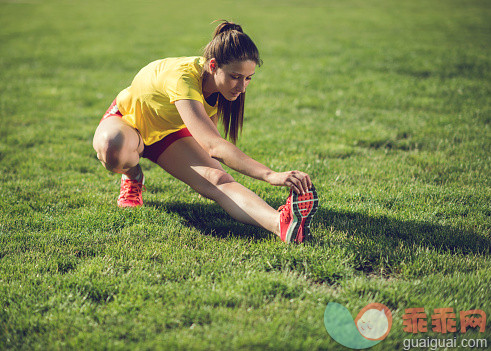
[92,116,144,179]
[156,136,281,236]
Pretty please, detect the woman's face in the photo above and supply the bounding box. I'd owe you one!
[212,60,256,101]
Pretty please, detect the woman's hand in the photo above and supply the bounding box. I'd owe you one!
[266,171,313,195]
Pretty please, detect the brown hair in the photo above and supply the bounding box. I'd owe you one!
[203,21,262,144]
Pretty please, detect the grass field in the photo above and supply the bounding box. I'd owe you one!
[1,0,490,349]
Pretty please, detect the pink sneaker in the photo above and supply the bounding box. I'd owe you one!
[117,176,145,207]
[278,185,319,243]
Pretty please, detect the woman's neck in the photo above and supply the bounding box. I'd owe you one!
[202,70,217,99]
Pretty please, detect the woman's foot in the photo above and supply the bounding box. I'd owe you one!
[117,174,145,207]
[278,185,319,243]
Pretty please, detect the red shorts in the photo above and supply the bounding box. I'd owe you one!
[101,99,192,164]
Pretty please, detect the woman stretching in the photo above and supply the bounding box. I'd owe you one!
[92,21,318,243]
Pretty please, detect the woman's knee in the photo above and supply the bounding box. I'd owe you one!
[93,129,128,170]
[195,168,235,198]
[204,168,235,187]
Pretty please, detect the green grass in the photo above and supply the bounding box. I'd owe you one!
[1,0,490,349]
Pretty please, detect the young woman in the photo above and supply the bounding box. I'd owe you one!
[93,21,318,243]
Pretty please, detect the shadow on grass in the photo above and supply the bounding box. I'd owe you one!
[146,200,489,255]
[314,208,490,255]
[145,200,271,241]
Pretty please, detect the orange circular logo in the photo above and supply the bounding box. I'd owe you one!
[354,303,393,341]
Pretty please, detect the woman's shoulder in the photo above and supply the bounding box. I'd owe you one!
[158,57,206,98]
[159,56,204,74]
[137,57,205,81]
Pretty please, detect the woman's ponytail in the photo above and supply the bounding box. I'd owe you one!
[203,20,260,67]
[213,21,243,37]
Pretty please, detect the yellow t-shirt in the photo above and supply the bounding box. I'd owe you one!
[116,56,218,145]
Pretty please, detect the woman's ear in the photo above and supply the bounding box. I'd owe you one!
[209,58,217,73]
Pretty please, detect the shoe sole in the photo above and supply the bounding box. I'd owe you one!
[117,202,143,208]
[286,185,319,243]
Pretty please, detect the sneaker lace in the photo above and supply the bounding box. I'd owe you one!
[119,179,145,203]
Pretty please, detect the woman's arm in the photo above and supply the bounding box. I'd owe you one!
[174,99,311,194]
[210,113,219,127]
